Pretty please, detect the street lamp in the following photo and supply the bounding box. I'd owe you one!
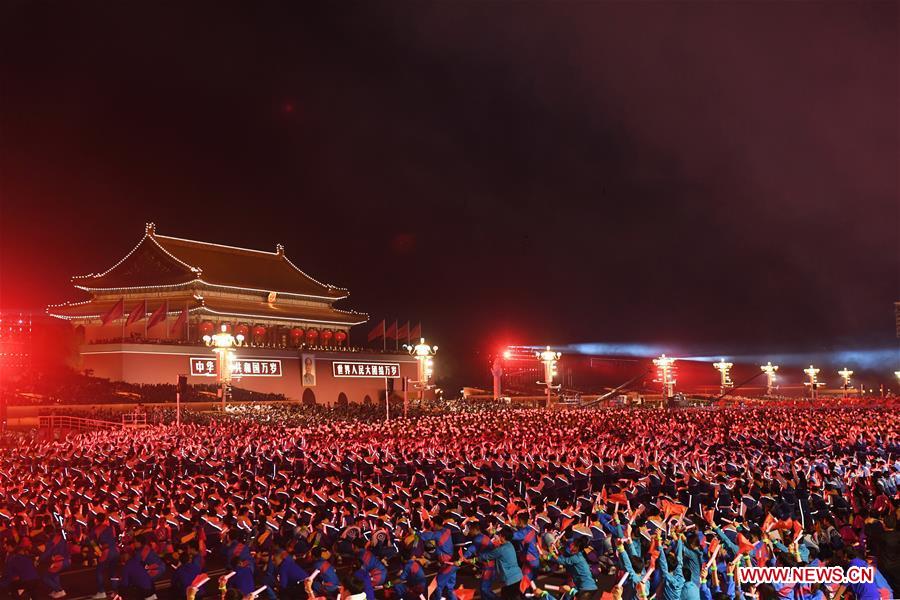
[803,365,822,400]
[653,354,677,401]
[713,359,734,394]
[837,368,854,399]
[761,362,779,396]
[491,355,504,400]
[203,324,244,411]
[404,337,438,416]
[536,346,561,408]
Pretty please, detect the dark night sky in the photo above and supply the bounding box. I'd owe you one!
[1,2,897,382]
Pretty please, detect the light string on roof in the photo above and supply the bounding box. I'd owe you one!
[154,227,349,293]
[72,223,352,301]
[75,278,352,302]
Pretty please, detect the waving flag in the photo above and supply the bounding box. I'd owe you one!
[171,306,188,337]
[367,319,385,342]
[737,533,754,555]
[397,321,409,344]
[707,538,720,561]
[101,298,125,326]
[147,301,168,329]
[661,499,687,520]
[125,300,146,326]
[607,491,629,505]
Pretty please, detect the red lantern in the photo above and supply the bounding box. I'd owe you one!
[290,327,304,339]
[322,330,333,343]
[235,324,250,337]
[253,325,267,337]
[306,329,319,342]
[334,331,347,343]
[199,321,215,335]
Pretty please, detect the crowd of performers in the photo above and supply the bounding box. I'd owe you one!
[0,406,898,600]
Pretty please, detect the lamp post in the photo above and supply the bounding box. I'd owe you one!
[761,362,779,396]
[203,324,244,412]
[492,349,514,400]
[536,346,561,408]
[491,356,504,400]
[404,337,438,416]
[653,354,677,402]
[803,365,821,400]
[837,368,854,399]
[713,359,734,394]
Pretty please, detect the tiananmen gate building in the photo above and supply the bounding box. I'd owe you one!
[47,223,419,404]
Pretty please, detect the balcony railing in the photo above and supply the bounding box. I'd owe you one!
[38,415,122,433]
[121,412,148,426]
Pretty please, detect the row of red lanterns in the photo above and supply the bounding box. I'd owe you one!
[197,321,347,344]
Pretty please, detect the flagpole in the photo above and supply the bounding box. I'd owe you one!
[185,301,189,342]
[122,301,126,341]
[403,377,408,419]
[382,320,386,353]
[143,300,148,339]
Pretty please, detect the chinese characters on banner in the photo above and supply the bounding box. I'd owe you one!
[332,361,401,378]
[190,357,282,377]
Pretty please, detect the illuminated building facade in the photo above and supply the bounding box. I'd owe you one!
[895,301,900,338]
[0,311,32,372]
[47,223,418,404]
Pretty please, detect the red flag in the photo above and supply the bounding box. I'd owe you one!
[519,577,531,594]
[455,587,475,600]
[774,518,797,533]
[397,321,409,343]
[607,492,628,505]
[762,513,776,532]
[409,322,421,340]
[775,519,803,538]
[737,533,754,555]
[367,319,385,343]
[189,574,210,590]
[101,298,125,326]
[708,538,720,560]
[147,301,168,330]
[661,499,687,520]
[171,307,187,337]
[385,320,398,340]
[125,300,146,326]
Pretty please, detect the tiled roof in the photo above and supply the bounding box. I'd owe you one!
[72,225,348,299]
[48,295,366,326]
